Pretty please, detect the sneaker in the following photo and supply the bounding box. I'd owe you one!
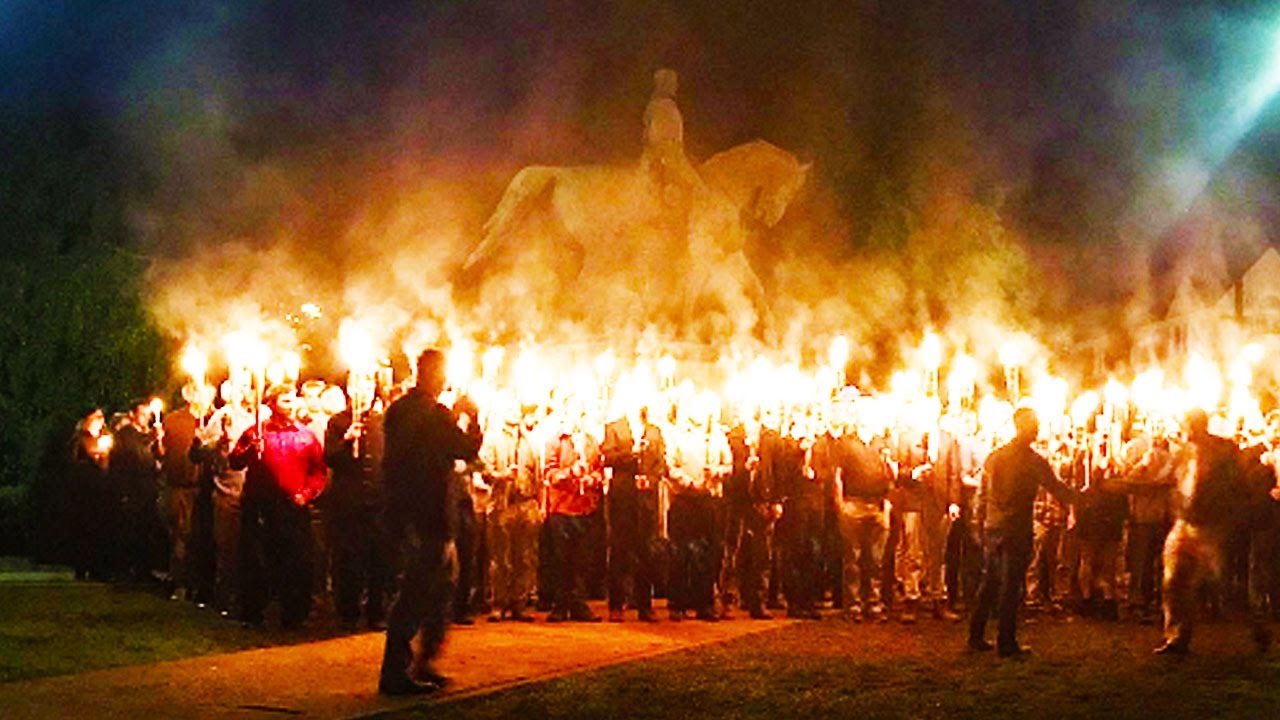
[378,678,440,696]
[968,638,994,652]
[934,601,961,622]
[900,602,918,625]
[1254,626,1272,654]
[413,666,451,688]
[1154,638,1189,655]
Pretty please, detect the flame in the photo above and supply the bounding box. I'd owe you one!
[282,351,302,384]
[481,346,505,380]
[1182,353,1222,412]
[1103,377,1129,409]
[337,318,378,373]
[947,352,979,406]
[1070,390,1100,428]
[448,340,476,389]
[223,331,267,373]
[828,335,850,370]
[920,331,943,371]
[180,344,208,386]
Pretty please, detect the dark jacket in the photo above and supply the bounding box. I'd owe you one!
[978,438,1076,538]
[381,388,482,541]
[108,423,159,504]
[839,434,893,501]
[324,409,385,510]
[160,407,199,489]
[601,418,667,494]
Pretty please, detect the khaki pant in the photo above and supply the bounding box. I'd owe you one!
[1162,520,1225,647]
[213,492,241,614]
[487,499,541,614]
[838,499,888,609]
[166,487,197,590]
[921,502,952,602]
[1080,538,1120,600]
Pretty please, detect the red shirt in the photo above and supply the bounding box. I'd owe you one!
[231,419,328,506]
[545,433,602,517]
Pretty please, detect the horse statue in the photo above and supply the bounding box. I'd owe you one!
[458,71,809,342]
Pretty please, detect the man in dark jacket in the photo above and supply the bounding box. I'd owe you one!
[161,397,201,601]
[109,400,163,580]
[601,407,666,623]
[325,399,390,630]
[378,350,483,696]
[969,408,1077,657]
[837,428,894,622]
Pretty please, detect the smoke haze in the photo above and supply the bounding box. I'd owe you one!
[8,0,1277,381]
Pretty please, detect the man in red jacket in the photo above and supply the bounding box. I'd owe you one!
[544,421,605,623]
[230,385,327,629]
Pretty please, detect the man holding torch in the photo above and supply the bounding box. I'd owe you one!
[325,390,391,631]
[229,385,327,630]
[481,401,543,623]
[602,405,667,623]
[108,399,164,580]
[378,349,483,696]
[160,387,204,602]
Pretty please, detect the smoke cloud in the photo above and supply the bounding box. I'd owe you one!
[50,0,1271,385]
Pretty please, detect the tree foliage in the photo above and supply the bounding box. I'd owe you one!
[0,108,168,554]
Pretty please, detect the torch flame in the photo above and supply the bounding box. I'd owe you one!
[337,318,378,373]
[920,331,943,371]
[180,344,208,386]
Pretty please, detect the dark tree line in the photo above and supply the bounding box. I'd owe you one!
[0,107,168,555]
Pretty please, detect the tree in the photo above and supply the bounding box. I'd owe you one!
[0,107,168,555]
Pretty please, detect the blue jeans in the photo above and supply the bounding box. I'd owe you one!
[379,521,456,688]
[969,529,1033,652]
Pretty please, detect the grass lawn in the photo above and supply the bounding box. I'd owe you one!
[388,613,1280,720]
[0,582,344,683]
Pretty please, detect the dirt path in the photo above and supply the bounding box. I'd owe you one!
[0,604,789,719]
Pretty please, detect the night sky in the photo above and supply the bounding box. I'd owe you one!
[3,0,1279,314]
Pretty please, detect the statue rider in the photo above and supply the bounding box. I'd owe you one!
[642,68,702,208]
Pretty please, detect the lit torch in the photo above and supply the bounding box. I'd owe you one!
[921,331,943,398]
[999,341,1024,404]
[828,336,850,389]
[223,331,268,455]
[339,318,378,458]
[180,344,208,391]
[946,352,978,411]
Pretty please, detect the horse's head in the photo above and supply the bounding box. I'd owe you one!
[699,140,810,228]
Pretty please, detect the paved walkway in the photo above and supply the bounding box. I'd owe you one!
[0,605,788,719]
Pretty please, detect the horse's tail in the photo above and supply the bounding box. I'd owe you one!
[461,167,556,272]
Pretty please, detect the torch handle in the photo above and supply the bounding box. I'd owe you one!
[254,370,263,459]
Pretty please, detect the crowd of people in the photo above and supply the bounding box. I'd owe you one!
[64,348,1280,693]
